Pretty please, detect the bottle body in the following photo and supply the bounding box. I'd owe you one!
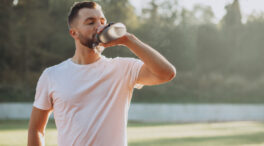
[93,22,127,47]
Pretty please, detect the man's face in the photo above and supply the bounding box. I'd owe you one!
[71,8,107,48]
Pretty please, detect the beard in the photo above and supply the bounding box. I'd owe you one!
[78,32,105,53]
[78,32,95,49]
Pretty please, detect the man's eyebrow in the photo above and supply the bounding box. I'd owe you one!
[84,17,106,22]
[84,17,96,22]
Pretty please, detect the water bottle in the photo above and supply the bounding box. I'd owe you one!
[92,22,127,48]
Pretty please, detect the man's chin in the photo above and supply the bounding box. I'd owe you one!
[78,36,95,49]
[79,41,94,49]
[87,44,94,49]
[79,41,105,53]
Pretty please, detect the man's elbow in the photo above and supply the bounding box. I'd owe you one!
[160,66,176,82]
[167,66,176,81]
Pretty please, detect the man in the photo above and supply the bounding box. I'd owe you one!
[28,1,176,146]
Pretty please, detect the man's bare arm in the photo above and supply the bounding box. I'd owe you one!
[28,107,52,146]
[125,34,176,85]
[102,33,176,85]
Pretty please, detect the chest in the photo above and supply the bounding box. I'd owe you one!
[50,66,125,105]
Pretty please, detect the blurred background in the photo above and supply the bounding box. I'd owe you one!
[1,0,264,103]
[1,0,264,146]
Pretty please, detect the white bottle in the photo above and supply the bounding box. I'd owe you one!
[96,22,127,44]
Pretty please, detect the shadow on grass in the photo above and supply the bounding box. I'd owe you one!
[128,121,264,128]
[0,120,163,130]
[127,121,182,127]
[129,132,264,146]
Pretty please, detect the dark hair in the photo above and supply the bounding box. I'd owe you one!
[68,1,101,28]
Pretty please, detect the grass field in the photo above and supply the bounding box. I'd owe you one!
[0,120,264,146]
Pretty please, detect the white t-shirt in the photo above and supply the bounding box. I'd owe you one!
[33,55,143,146]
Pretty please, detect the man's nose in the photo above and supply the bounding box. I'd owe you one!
[95,22,106,33]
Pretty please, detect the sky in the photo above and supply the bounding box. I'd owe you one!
[130,0,264,23]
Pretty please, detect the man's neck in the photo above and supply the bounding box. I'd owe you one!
[72,45,101,65]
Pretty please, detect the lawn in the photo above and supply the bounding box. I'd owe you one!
[0,120,264,146]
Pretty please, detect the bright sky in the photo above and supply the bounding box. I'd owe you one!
[130,0,264,23]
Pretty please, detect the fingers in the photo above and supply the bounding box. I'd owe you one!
[100,39,119,48]
[100,33,129,48]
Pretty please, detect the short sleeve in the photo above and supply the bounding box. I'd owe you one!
[130,59,144,89]
[33,68,53,110]
[115,57,144,89]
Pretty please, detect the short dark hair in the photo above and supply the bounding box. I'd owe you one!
[67,1,102,28]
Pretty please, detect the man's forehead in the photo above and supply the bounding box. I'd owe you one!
[78,8,105,20]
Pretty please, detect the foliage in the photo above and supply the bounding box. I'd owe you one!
[1,0,264,103]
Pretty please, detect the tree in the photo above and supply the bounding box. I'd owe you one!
[99,0,139,29]
[0,0,13,79]
[219,0,243,74]
[221,0,242,29]
[142,0,178,26]
[179,4,214,25]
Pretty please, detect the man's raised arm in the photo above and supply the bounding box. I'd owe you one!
[103,33,176,85]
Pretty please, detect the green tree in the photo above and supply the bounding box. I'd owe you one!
[99,0,139,29]
[221,0,242,29]
[0,0,13,80]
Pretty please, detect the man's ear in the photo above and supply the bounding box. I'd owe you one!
[69,28,78,39]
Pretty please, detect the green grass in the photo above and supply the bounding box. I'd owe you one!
[0,120,264,146]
